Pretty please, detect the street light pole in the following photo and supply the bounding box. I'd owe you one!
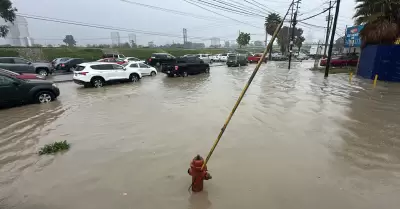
[324,0,341,78]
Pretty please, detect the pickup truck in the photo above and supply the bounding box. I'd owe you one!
[247,53,266,63]
[320,55,358,67]
[161,56,210,77]
[0,57,54,76]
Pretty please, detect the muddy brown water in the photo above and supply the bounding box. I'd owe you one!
[1,61,400,209]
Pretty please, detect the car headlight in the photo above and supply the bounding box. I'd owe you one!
[52,83,57,88]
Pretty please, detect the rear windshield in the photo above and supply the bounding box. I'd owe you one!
[75,66,86,71]
[221,54,227,56]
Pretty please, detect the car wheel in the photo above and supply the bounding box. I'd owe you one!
[37,69,49,77]
[182,71,188,77]
[130,74,140,82]
[35,91,54,103]
[205,67,210,73]
[91,77,104,88]
[150,71,157,76]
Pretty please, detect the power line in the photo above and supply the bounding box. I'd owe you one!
[246,0,282,14]
[297,2,335,22]
[189,0,264,17]
[299,1,329,16]
[119,0,225,22]
[183,0,263,29]
[17,13,235,41]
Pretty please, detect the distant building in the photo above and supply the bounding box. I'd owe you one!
[224,41,230,48]
[148,41,155,48]
[111,32,120,46]
[0,15,33,46]
[128,33,136,45]
[210,37,220,47]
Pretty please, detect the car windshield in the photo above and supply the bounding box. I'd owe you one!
[116,58,124,61]
[221,54,227,56]
[228,55,237,61]
[119,54,125,58]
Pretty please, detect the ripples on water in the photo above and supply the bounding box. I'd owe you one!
[1,61,400,209]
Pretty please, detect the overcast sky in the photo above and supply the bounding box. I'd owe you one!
[5,0,356,46]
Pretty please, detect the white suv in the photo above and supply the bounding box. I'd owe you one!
[73,62,142,88]
[196,54,212,64]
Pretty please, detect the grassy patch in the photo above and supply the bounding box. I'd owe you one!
[39,140,70,155]
[42,48,103,61]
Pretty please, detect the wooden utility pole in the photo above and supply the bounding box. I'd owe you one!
[323,0,332,56]
[288,0,300,69]
[324,0,341,78]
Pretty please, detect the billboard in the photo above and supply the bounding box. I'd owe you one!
[344,25,364,47]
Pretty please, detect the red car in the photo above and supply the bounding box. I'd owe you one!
[320,55,359,67]
[247,53,266,63]
[0,68,45,80]
[97,58,126,65]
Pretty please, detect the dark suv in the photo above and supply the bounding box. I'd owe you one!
[146,53,176,67]
[56,58,85,72]
[0,72,60,108]
[161,56,210,77]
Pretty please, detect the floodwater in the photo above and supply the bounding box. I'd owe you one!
[1,61,400,209]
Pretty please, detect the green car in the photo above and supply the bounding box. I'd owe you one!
[227,54,248,67]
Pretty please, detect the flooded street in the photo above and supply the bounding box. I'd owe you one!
[1,61,400,209]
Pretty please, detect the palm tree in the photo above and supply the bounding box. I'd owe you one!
[265,13,282,57]
[354,0,400,46]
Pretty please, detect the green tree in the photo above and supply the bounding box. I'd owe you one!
[295,35,305,54]
[120,42,131,48]
[236,32,251,48]
[130,40,137,48]
[0,0,17,37]
[277,26,304,54]
[63,35,76,47]
[265,13,282,57]
[354,0,400,46]
[334,36,345,52]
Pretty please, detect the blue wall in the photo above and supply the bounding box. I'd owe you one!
[358,45,400,82]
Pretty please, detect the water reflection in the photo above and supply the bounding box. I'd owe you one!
[188,191,212,209]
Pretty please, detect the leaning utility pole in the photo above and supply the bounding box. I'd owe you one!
[288,0,300,70]
[323,0,332,56]
[324,0,341,78]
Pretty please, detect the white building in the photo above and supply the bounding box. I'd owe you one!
[210,37,220,46]
[0,15,33,46]
[111,32,120,46]
[128,33,136,45]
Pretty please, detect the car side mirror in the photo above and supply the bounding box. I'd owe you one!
[123,67,127,70]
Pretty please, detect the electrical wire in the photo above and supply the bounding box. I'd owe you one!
[189,0,264,17]
[183,0,263,29]
[16,13,236,41]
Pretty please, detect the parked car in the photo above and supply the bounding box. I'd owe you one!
[51,57,70,68]
[123,57,144,63]
[247,53,266,63]
[123,62,157,76]
[0,71,60,107]
[196,54,212,64]
[211,54,221,62]
[220,53,228,62]
[72,62,142,88]
[0,68,45,80]
[0,57,54,77]
[146,53,176,67]
[320,55,359,67]
[97,58,126,65]
[102,53,125,59]
[56,58,85,72]
[227,54,248,67]
[161,56,210,77]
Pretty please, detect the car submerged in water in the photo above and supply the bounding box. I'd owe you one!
[161,56,210,77]
[227,54,248,67]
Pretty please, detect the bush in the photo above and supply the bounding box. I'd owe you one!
[39,140,70,155]
[42,48,103,61]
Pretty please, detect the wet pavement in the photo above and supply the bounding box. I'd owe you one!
[1,61,400,209]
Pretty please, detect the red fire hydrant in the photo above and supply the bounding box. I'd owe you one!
[188,155,212,192]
